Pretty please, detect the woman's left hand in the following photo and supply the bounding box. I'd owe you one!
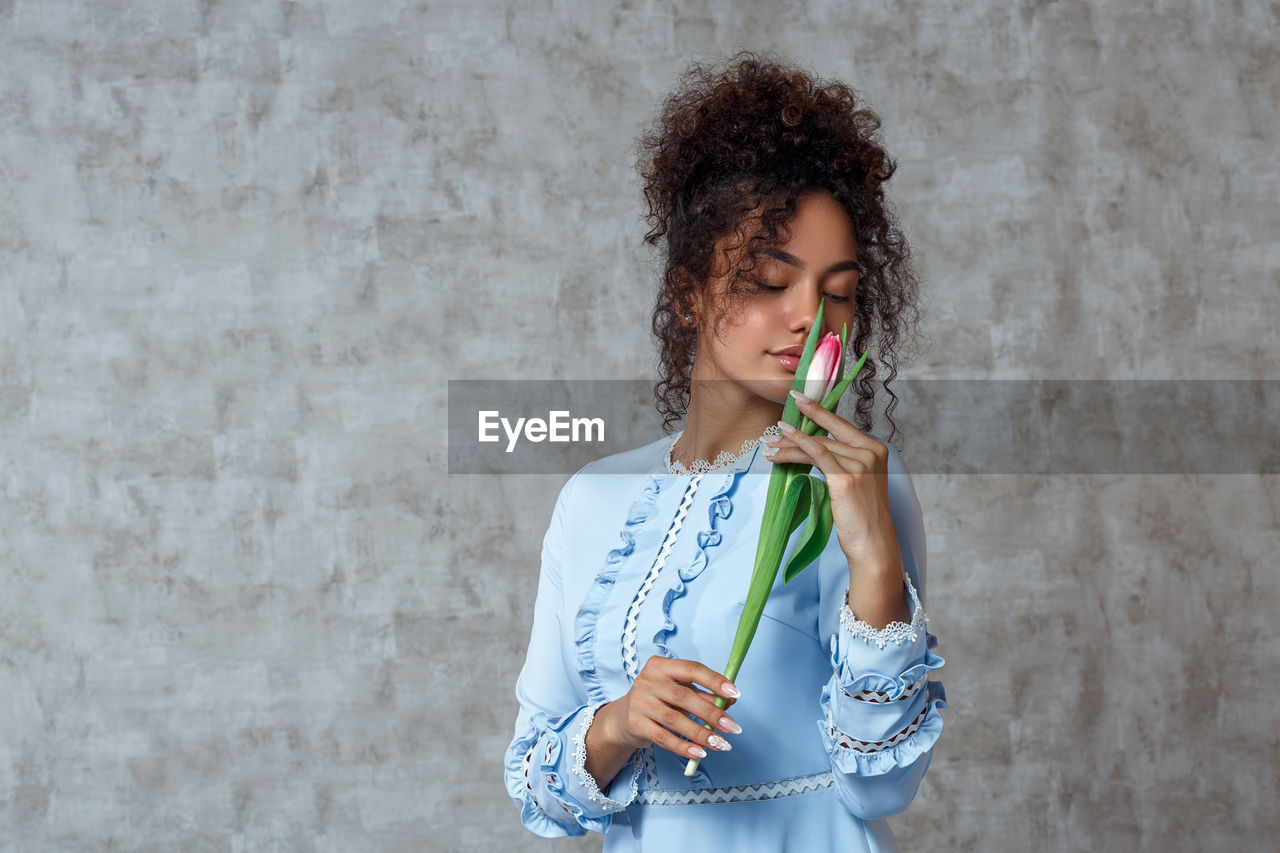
[762,390,900,570]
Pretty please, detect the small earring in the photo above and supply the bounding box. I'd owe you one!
[684,313,694,325]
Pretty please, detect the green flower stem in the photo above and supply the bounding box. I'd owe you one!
[683,460,802,776]
[682,300,869,777]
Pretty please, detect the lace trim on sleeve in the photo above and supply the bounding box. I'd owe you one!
[828,703,930,753]
[839,571,927,650]
[570,702,640,811]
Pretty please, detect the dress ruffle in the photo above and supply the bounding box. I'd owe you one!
[538,705,632,833]
[649,468,738,787]
[573,474,663,706]
[505,711,582,838]
[818,681,948,777]
[651,470,736,661]
[831,642,946,700]
[505,704,641,838]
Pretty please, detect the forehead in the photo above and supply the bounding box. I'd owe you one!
[717,191,859,263]
[779,192,858,256]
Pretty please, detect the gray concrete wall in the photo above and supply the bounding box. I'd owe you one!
[1,1,1276,850]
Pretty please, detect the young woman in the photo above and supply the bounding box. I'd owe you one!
[503,52,946,851]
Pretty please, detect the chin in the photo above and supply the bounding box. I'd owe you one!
[753,379,793,407]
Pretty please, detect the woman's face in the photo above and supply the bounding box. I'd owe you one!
[690,190,861,407]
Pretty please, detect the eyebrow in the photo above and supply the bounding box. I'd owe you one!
[762,247,860,274]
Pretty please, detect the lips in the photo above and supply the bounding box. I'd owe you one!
[769,344,806,373]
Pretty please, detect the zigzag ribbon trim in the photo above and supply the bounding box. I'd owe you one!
[521,739,565,821]
[643,745,660,790]
[842,677,928,703]
[622,475,702,682]
[829,704,930,753]
[635,769,834,806]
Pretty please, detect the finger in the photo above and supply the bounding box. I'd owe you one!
[700,686,737,709]
[650,702,735,755]
[788,390,887,454]
[767,433,870,473]
[764,434,871,466]
[665,658,739,702]
[777,420,870,481]
[656,681,741,735]
[763,440,811,466]
[636,717,712,761]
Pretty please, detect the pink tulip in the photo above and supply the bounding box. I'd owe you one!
[686,301,867,779]
[802,332,842,402]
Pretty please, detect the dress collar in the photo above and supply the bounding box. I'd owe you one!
[662,425,781,476]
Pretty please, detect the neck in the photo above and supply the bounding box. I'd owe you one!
[673,368,785,468]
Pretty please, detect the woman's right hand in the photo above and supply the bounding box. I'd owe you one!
[604,657,742,760]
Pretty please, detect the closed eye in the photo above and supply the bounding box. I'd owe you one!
[751,278,852,304]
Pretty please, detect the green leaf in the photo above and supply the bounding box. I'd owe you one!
[833,322,849,388]
[727,470,813,682]
[783,476,834,583]
[784,475,809,536]
[819,348,869,411]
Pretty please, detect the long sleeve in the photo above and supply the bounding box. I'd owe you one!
[503,473,646,838]
[814,442,947,820]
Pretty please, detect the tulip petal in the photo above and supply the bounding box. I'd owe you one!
[782,302,826,427]
[803,332,841,401]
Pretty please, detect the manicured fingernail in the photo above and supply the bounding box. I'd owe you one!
[762,434,780,445]
[687,744,707,758]
[778,420,797,435]
[719,716,742,734]
[762,445,778,457]
[707,734,732,752]
[722,682,740,698]
[789,390,813,405]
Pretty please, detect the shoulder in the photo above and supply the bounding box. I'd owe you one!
[577,432,673,477]
[552,433,674,519]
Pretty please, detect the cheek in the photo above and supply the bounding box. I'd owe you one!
[713,311,770,355]
[730,320,772,358]
[828,306,857,335]
[738,309,776,339]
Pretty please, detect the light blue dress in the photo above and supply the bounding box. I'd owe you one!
[503,430,947,851]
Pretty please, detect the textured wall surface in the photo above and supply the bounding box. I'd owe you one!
[2,1,1276,851]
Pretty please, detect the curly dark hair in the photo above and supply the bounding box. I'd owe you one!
[634,50,927,450]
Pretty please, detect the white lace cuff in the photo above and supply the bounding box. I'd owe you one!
[839,571,926,650]
[569,702,642,812]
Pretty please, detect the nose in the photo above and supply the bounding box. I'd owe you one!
[787,286,822,338]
